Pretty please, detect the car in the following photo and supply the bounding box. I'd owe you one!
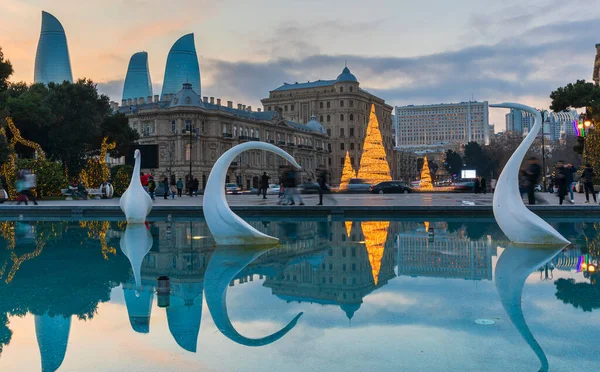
[453,181,474,192]
[346,178,371,193]
[225,183,240,194]
[298,182,321,194]
[370,181,412,194]
[267,184,280,195]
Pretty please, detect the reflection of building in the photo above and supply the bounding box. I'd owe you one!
[594,43,600,86]
[263,221,396,320]
[551,247,583,272]
[34,11,73,85]
[396,222,495,280]
[123,280,154,333]
[122,51,153,103]
[34,314,71,372]
[262,67,395,184]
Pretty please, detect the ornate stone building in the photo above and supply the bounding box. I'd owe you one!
[120,83,329,190]
[261,67,395,185]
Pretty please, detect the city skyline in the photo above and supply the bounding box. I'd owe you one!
[0,0,598,129]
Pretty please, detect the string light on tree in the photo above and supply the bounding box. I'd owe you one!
[419,156,434,190]
[80,137,116,187]
[339,151,356,191]
[356,104,391,184]
[361,221,390,285]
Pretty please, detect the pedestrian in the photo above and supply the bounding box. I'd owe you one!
[163,177,169,199]
[261,172,270,199]
[473,177,480,194]
[193,178,200,196]
[170,177,177,199]
[23,170,38,205]
[525,157,541,205]
[565,163,577,204]
[317,170,329,206]
[187,178,194,197]
[480,176,487,194]
[555,161,568,205]
[15,171,28,205]
[290,169,304,205]
[581,163,597,204]
[148,176,156,200]
[177,178,183,197]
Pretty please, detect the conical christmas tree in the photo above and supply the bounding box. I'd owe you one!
[420,156,433,190]
[357,104,391,184]
[339,151,356,191]
[361,221,390,286]
[345,221,353,238]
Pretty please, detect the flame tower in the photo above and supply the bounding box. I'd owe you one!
[161,33,201,100]
[34,11,73,85]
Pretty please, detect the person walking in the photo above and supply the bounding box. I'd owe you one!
[261,172,270,199]
[317,170,329,206]
[15,171,28,205]
[163,177,169,200]
[581,163,597,204]
[187,178,194,197]
[480,176,487,195]
[169,177,177,199]
[525,157,541,205]
[147,176,156,200]
[193,178,200,196]
[565,163,577,204]
[23,170,38,205]
[473,177,480,194]
[555,161,568,205]
[289,169,304,205]
[177,178,183,198]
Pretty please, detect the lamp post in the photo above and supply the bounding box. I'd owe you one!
[185,128,196,191]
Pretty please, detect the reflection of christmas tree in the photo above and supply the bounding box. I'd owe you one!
[339,151,356,190]
[361,221,390,285]
[420,156,433,190]
[345,221,353,238]
[357,104,391,184]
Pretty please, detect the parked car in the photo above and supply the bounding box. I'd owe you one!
[225,183,240,194]
[346,178,371,193]
[267,184,280,195]
[298,182,321,194]
[370,181,412,194]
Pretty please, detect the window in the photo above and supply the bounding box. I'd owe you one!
[171,120,176,133]
[201,120,205,134]
[267,106,272,111]
[320,115,324,122]
[233,126,237,137]
[352,263,356,271]
[351,157,354,165]
[340,87,344,93]
[350,114,354,121]
[328,158,331,165]
[349,127,354,136]
[340,143,345,150]
[185,119,192,132]
[327,129,331,136]
[351,247,356,257]
[185,144,191,161]
[342,248,346,257]
[256,129,260,139]
[291,104,294,111]
[328,143,331,151]
[284,105,288,112]
[341,157,344,165]
[350,143,354,150]
[327,101,331,108]
[340,114,344,121]
[350,100,354,107]
[320,102,324,109]
[340,100,344,107]
[222,125,227,134]
[342,264,346,271]
[358,143,361,150]
[349,86,353,92]
[340,128,345,136]
[327,115,331,122]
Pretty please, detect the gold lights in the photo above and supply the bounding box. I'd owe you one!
[356,104,392,185]
[339,151,356,191]
[361,221,390,285]
[345,221,353,238]
[419,156,434,190]
[80,137,116,187]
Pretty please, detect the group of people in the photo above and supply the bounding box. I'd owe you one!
[473,176,487,194]
[257,169,330,206]
[141,173,201,200]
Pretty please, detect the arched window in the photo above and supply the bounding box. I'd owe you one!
[327,115,331,122]
[320,115,323,122]
[340,86,344,93]
[340,114,344,121]
[350,114,354,121]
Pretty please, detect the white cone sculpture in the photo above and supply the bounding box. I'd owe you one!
[203,142,301,245]
[490,103,569,245]
[495,243,565,372]
[204,245,303,346]
[119,149,152,224]
[120,223,153,290]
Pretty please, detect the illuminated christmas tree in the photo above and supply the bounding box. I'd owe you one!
[584,130,600,174]
[357,104,391,184]
[80,137,116,187]
[419,156,433,190]
[361,221,390,285]
[339,151,356,190]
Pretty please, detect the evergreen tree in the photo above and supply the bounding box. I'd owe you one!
[361,221,389,286]
[357,104,391,184]
[339,151,356,190]
[420,156,433,190]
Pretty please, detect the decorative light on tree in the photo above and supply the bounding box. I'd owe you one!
[419,156,433,190]
[357,104,391,184]
[80,137,116,187]
[361,221,390,285]
[339,151,356,191]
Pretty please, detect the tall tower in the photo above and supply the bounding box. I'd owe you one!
[594,44,600,86]
[122,52,153,102]
[34,11,73,85]
[161,34,201,100]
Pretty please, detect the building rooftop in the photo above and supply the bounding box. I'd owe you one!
[271,67,359,92]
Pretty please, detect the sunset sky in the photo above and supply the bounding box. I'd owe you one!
[0,0,598,129]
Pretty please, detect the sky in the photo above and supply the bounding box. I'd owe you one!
[1,0,599,131]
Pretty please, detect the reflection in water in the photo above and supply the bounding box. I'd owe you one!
[35,314,71,372]
[361,221,389,285]
[120,223,153,290]
[495,244,565,372]
[204,245,303,346]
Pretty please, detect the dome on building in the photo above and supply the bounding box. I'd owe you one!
[336,66,358,83]
[305,115,326,134]
[169,83,204,108]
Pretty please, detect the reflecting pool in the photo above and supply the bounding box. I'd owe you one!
[0,218,598,371]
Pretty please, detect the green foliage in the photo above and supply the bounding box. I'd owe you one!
[584,130,600,178]
[486,131,523,177]
[0,130,11,165]
[101,112,138,158]
[444,150,463,177]
[113,165,133,196]
[0,46,13,92]
[16,158,67,197]
[463,141,491,178]
[555,277,600,312]
[550,79,600,122]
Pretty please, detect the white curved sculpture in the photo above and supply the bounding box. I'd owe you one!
[120,223,153,290]
[490,103,569,245]
[204,245,303,346]
[203,142,301,245]
[495,243,565,372]
[119,149,152,224]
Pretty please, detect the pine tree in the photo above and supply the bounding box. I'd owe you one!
[420,156,433,190]
[361,221,389,286]
[339,151,356,190]
[357,104,391,184]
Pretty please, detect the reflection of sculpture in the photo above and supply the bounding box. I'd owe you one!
[120,223,153,290]
[119,149,152,223]
[203,142,301,245]
[489,103,569,245]
[204,245,303,346]
[35,314,71,372]
[495,243,565,372]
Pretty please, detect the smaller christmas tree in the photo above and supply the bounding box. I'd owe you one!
[420,156,433,190]
[339,151,356,191]
[357,104,391,184]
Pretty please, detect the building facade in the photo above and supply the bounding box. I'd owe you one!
[546,110,577,141]
[34,11,73,85]
[122,52,153,103]
[161,34,201,100]
[505,108,535,134]
[395,101,490,148]
[261,67,395,185]
[120,83,329,190]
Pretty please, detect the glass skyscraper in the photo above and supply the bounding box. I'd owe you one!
[122,51,153,102]
[161,33,201,100]
[34,11,73,85]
